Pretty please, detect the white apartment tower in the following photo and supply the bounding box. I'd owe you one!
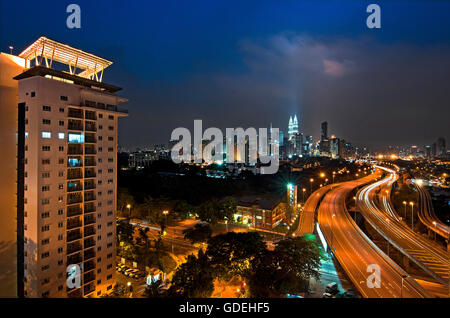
[15,37,127,297]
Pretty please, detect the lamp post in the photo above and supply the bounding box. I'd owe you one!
[126,204,131,217]
[402,201,407,219]
[163,210,169,227]
[432,221,437,241]
[302,188,306,203]
[409,202,414,230]
[330,213,336,254]
[310,178,314,194]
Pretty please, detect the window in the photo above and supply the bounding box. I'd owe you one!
[41,239,50,245]
[60,96,68,101]
[58,146,64,151]
[108,147,114,152]
[31,92,35,97]
[68,133,84,143]
[58,184,63,190]
[98,114,103,118]
[59,121,64,126]
[108,136,114,141]
[43,105,51,111]
[108,115,114,120]
[107,275,112,280]
[41,211,50,218]
[42,199,50,205]
[41,251,49,258]
[58,209,63,215]
[98,136,103,141]
[42,159,50,165]
[108,126,114,131]
[42,119,51,125]
[42,185,50,192]
[59,108,64,113]
[58,132,65,139]
[41,132,51,138]
[41,265,50,271]
[42,146,50,151]
[41,225,50,232]
[57,247,63,253]
[42,172,50,178]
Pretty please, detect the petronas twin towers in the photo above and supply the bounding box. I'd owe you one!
[288,115,299,140]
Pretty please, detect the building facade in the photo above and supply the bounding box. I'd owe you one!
[15,37,127,297]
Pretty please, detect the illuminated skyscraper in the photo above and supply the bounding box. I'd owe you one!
[15,37,128,297]
[288,115,299,140]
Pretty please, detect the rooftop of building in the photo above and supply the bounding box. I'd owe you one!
[13,65,122,93]
[235,194,283,210]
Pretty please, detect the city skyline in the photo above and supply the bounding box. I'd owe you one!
[1,1,450,149]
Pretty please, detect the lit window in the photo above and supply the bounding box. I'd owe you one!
[68,133,84,143]
[25,132,29,138]
[42,132,51,138]
[58,133,65,139]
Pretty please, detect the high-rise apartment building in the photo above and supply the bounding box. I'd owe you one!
[0,52,26,297]
[15,37,127,297]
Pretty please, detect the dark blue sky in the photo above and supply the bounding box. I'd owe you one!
[1,0,450,149]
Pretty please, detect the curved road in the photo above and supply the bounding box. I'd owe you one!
[318,172,431,298]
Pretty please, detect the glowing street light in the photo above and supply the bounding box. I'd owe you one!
[402,201,407,219]
[409,202,414,230]
[310,178,314,193]
[126,204,131,216]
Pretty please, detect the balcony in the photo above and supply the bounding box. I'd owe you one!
[84,180,96,190]
[67,241,82,255]
[67,252,82,265]
[68,108,83,119]
[84,169,96,178]
[67,181,83,192]
[67,169,83,180]
[84,226,96,237]
[68,145,83,155]
[67,229,82,242]
[85,111,97,121]
[67,205,82,217]
[67,287,82,297]
[83,272,96,285]
[84,203,96,213]
[85,122,97,132]
[67,217,82,230]
[83,282,95,296]
[84,238,95,249]
[68,120,83,131]
[85,135,96,143]
[67,194,82,205]
[84,146,97,155]
[83,248,96,261]
[84,158,96,167]
[84,215,96,226]
[83,259,96,272]
[68,157,83,168]
[84,191,96,202]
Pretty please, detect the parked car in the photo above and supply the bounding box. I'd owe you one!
[322,292,334,298]
[325,282,339,295]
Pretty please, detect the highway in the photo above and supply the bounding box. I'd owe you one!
[318,172,432,298]
[414,182,450,239]
[295,184,333,236]
[357,166,450,286]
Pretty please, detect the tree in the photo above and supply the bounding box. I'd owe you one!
[220,197,237,222]
[144,279,166,298]
[117,221,134,245]
[168,250,214,298]
[206,232,266,280]
[117,188,135,217]
[183,223,212,244]
[247,236,322,297]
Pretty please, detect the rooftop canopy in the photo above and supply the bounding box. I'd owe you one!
[18,36,112,82]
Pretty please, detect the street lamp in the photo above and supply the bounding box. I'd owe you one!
[302,188,306,203]
[126,204,131,217]
[402,201,407,219]
[163,210,169,226]
[310,178,314,194]
[409,202,414,230]
[432,221,437,241]
[330,213,336,254]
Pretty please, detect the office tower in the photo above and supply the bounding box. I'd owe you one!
[288,115,298,140]
[321,121,328,141]
[431,142,437,158]
[16,37,128,297]
[0,52,26,297]
[294,132,303,156]
[425,145,431,159]
[437,137,446,157]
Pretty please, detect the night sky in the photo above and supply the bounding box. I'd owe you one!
[1,0,450,150]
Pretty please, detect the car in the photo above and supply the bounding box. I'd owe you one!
[322,292,334,298]
[124,269,134,276]
[325,282,339,295]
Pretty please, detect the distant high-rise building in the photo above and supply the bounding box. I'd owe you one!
[321,121,328,141]
[288,115,299,140]
[16,37,127,297]
[437,137,446,157]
